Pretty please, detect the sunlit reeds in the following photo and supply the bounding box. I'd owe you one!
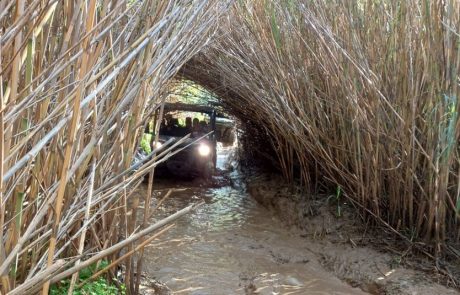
[0,0,225,293]
[182,0,460,260]
[2,0,459,291]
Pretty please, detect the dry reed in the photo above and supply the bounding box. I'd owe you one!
[182,0,460,263]
[0,0,227,293]
[2,0,460,291]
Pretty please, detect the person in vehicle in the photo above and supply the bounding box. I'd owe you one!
[170,118,181,136]
[160,114,173,136]
[192,118,200,137]
[185,117,193,133]
[199,121,209,134]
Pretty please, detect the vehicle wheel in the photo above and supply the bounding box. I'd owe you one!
[203,162,213,179]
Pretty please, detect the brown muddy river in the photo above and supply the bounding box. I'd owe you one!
[140,147,366,294]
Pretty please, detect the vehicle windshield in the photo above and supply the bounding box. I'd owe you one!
[159,110,211,138]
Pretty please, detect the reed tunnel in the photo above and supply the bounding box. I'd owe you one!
[1,0,459,293]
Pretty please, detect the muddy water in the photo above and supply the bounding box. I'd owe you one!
[141,147,366,294]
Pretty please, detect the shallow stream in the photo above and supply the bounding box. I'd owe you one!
[140,147,365,294]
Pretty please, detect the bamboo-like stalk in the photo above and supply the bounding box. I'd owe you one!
[42,0,97,292]
[181,0,460,261]
[4,0,457,290]
[0,0,226,292]
[0,39,9,294]
[67,160,96,295]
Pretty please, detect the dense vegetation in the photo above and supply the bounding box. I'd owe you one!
[183,0,460,262]
[0,0,459,293]
[0,0,224,293]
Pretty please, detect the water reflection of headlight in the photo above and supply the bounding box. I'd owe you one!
[198,144,211,156]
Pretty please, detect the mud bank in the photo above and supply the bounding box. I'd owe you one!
[246,174,459,295]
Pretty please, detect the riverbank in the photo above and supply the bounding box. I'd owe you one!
[246,173,459,295]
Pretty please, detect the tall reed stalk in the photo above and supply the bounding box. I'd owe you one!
[0,0,226,292]
[182,0,460,259]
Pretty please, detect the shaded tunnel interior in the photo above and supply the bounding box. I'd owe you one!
[174,0,460,252]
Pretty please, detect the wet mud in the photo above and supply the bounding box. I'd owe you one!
[247,175,459,295]
[137,147,459,295]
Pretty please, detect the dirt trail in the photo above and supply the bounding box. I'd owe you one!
[139,180,366,294]
[138,147,458,294]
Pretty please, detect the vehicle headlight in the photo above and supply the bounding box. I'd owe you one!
[198,144,211,157]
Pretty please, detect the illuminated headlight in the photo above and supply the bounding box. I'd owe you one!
[198,144,211,157]
[154,141,163,149]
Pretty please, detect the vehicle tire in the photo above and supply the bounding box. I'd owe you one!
[202,162,213,179]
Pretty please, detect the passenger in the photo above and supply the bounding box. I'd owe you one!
[192,118,200,129]
[162,115,174,136]
[185,117,192,133]
[192,118,200,137]
[165,114,173,125]
[199,121,209,133]
[170,118,180,136]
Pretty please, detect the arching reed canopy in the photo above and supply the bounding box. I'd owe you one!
[0,0,459,292]
[0,0,228,293]
[182,0,460,259]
